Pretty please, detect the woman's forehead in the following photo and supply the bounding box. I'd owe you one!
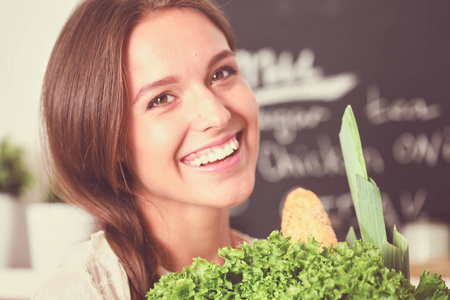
[125,8,230,93]
[128,8,224,52]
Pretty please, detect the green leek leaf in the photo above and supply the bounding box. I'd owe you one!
[393,226,410,279]
[339,106,368,218]
[339,105,410,278]
[339,106,387,249]
[381,238,404,273]
[355,174,387,248]
[345,226,357,248]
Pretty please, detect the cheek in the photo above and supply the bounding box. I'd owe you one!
[230,84,259,126]
[241,88,260,140]
[230,85,260,161]
[244,90,260,160]
[128,116,185,176]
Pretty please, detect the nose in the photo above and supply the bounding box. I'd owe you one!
[189,87,231,132]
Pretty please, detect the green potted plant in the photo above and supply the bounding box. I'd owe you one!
[0,136,34,268]
[0,136,33,196]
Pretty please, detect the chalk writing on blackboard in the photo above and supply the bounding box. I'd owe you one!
[259,105,331,145]
[257,135,385,183]
[399,188,427,220]
[236,48,358,107]
[366,85,442,124]
[393,128,450,167]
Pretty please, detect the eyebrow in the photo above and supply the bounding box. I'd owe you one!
[133,76,178,105]
[133,49,235,105]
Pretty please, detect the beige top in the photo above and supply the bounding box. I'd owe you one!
[32,230,254,300]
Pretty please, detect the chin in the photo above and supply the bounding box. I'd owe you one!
[221,178,255,208]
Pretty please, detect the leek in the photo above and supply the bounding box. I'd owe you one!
[339,105,410,278]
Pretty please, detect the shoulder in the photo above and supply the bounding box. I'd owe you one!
[32,231,130,300]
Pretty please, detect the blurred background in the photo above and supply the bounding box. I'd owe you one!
[1,0,449,298]
[224,0,450,239]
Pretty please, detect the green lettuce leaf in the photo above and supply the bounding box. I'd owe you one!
[147,231,419,299]
[414,271,450,300]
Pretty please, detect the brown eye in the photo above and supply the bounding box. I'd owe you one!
[211,67,236,84]
[148,93,175,109]
[155,95,172,105]
[211,70,228,83]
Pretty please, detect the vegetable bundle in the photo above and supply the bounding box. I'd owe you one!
[147,106,449,299]
[147,231,448,299]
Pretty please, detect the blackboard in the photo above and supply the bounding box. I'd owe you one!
[223,0,450,240]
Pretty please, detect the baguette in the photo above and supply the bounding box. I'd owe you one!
[281,187,338,247]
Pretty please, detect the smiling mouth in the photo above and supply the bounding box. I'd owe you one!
[182,135,240,167]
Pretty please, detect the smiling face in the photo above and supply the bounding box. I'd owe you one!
[126,9,259,209]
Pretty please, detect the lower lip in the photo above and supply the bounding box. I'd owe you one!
[184,146,242,173]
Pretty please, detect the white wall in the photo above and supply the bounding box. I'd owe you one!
[0,0,81,200]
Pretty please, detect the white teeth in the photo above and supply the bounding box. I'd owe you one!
[207,152,217,162]
[215,148,226,160]
[224,144,233,156]
[230,140,238,151]
[186,137,239,167]
[200,155,208,164]
[193,158,201,166]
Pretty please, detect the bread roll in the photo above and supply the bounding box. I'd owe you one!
[281,187,338,247]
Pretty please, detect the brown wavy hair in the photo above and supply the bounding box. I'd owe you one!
[41,0,235,298]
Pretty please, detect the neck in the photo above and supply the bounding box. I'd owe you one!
[139,198,237,273]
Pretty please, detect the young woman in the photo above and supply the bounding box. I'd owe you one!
[33,0,259,299]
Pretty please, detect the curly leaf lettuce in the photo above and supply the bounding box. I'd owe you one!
[414,271,450,300]
[147,231,444,299]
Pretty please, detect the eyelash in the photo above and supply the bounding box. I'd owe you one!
[146,65,238,110]
[147,93,175,110]
[210,65,238,84]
